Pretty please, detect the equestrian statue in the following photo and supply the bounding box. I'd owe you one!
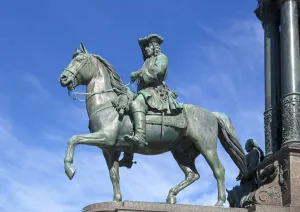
[58,34,248,207]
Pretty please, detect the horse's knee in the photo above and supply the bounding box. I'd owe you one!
[67,135,77,145]
[185,170,200,181]
[193,173,200,180]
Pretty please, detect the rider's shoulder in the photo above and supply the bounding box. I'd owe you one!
[250,148,260,156]
[157,53,168,60]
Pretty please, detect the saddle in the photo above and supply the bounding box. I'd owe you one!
[113,88,187,129]
[145,110,187,129]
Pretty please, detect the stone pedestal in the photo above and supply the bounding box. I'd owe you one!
[83,201,248,212]
[241,146,300,208]
[82,201,300,212]
[247,205,300,212]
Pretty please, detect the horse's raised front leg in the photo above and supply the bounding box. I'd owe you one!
[103,149,122,202]
[167,149,200,204]
[64,131,115,180]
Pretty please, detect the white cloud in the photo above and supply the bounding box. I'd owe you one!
[198,20,263,50]
[43,133,65,142]
[23,73,50,96]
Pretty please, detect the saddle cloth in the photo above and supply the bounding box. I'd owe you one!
[145,109,188,129]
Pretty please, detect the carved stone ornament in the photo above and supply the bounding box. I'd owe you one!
[281,94,300,145]
[241,161,282,208]
[264,108,281,156]
[264,109,273,156]
[279,158,289,193]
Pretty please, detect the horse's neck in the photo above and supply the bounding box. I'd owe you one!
[85,64,117,118]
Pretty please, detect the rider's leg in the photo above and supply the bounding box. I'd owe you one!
[124,94,148,148]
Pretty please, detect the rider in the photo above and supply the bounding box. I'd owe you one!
[124,34,183,148]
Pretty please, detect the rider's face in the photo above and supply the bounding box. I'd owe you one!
[144,43,154,57]
[245,143,251,153]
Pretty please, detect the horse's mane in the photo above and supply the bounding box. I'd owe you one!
[92,54,127,95]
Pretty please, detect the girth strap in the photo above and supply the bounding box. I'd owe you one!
[89,102,114,119]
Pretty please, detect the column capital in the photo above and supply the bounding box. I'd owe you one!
[255,0,280,25]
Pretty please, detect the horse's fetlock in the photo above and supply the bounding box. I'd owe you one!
[64,157,73,163]
[114,193,122,201]
[169,188,177,196]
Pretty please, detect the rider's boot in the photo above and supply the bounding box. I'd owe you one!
[124,101,148,148]
[119,152,136,168]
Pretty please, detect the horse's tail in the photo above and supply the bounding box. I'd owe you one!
[212,112,248,177]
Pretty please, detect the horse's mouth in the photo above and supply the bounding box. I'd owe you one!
[67,83,74,91]
[60,77,76,91]
[60,80,72,91]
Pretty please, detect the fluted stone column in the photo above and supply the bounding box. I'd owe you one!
[264,19,282,156]
[255,1,282,157]
[279,0,300,147]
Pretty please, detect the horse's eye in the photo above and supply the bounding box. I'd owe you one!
[76,57,82,61]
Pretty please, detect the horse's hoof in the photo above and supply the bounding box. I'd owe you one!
[113,193,122,202]
[214,200,224,207]
[166,196,176,204]
[65,163,76,180]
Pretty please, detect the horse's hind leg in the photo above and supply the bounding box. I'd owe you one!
[102,149,122,202]
[167,147,200,204]
[199,146,226,206]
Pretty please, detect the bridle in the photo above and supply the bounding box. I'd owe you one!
[63,53,133,119]
[64,54,115,102]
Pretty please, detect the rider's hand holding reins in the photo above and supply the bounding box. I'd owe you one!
[130,70,142,84]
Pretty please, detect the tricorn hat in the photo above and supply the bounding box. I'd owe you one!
[138,34,164,50]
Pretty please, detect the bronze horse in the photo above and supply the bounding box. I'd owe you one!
[59,42,247,206]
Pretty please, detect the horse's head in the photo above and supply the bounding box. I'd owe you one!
[59,42,94,91]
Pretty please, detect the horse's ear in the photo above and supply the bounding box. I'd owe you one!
[80,41,88,53]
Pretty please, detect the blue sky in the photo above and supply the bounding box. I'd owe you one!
[0,0,265,211]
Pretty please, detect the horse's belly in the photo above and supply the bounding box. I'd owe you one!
[117,115,183,155]
[146,124,181,143]
[134,125,183,155]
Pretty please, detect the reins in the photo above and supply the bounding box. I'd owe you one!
[68,88,115,102]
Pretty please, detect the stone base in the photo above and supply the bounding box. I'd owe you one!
[82,201,248,212]
[247,205,300,212]
[82,201,300,212]
[240,145,300,208]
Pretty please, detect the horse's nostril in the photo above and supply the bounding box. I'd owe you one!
[60,75,67,80]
